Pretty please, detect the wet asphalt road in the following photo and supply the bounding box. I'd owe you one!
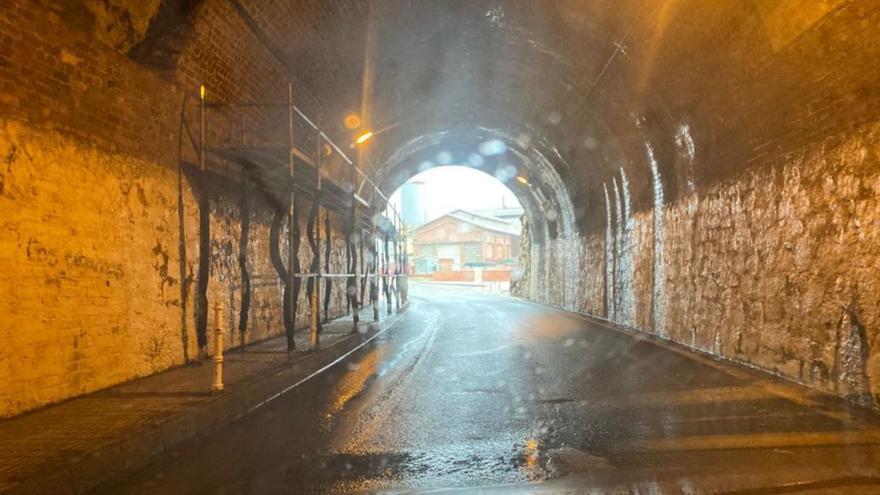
[100,285,880,494]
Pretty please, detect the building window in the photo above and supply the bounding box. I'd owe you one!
[462,243,481,264]
[421,244,436,256]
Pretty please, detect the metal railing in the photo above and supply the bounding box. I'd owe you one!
[184,81,408,384]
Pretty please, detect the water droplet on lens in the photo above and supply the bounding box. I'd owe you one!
[479,139,506,156]
[468,153,485,167]
[494,164,517,182]
[436,151,453,165]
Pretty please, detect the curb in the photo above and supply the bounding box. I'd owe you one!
[6,306,408,495]
[508,294,880,422]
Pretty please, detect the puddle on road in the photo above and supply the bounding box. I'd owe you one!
[288,440,613,491]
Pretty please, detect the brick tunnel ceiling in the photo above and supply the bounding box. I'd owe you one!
[131,0,878,231]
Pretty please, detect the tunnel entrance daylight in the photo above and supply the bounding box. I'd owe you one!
[374,130,583,309]
[385,165,525,294]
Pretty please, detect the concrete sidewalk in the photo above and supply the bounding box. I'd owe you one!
[0,303,406,495]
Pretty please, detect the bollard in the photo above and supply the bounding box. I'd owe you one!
[212,304,224,393]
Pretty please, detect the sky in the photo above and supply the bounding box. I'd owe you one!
[388,166,521,223]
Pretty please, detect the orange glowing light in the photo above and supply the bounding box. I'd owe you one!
[344,114,362,129]
[516,175,529,185]
[355,131,374,145]
[199,85,206,100]
[522,438,541,475]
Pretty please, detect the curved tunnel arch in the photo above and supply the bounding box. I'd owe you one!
[353,8,693,240]
[375,126,584,308]
[2,0,879,421]
[118,0,880,402]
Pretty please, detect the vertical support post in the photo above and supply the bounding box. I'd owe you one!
[384,233,392,316]
[310,128,322,350]
[199,84,206,172]
[394,215,400,313]
[370,211,379,322]
[196,84,210,361]
[238,187,251,348]
[323,209,332,322]
[360,226,367,306]
[286,81,297,352]
[212,303,224,392]
[401,225,408,304]
[359,222,366,306]
[349,162,359,332]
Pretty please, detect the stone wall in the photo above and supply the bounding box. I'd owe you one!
[0,120,193,416]
[573,122,880,408]
[0,116,355,418]
[0,1,356,417]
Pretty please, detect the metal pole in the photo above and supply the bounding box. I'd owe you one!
[199,85,206,172]
[287,81,296,352]
[350,160,359,331]
[212,303,224,392]
[402,225,408,304]
[197,84,209,362]
[371,213,379,322]
[360,226,367,306]
[394,220,400,312]
[310,128,322,349]
[384,233,391,316]
[323,208,331,322]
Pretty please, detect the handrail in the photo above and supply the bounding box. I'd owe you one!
[198,83,400,228]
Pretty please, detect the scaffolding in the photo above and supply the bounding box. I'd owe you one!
[179,81,407,354]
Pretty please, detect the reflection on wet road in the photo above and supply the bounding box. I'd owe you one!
[103,285,880,493]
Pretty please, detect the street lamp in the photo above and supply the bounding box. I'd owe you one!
[350,121,402,148]
[355,130,374,145]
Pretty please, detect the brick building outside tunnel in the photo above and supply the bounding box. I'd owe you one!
[1,0,879,421]
[411,209,520,274]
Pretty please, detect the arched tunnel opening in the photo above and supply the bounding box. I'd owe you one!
[2,1,880,492]
[384,164,527,291]
[378,132,580,305]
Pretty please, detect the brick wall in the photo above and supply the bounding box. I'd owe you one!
[0,120,192,415]
[0,1,353,417]
[432,271,475,283]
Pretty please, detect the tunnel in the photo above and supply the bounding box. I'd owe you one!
[1,0,880,492]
